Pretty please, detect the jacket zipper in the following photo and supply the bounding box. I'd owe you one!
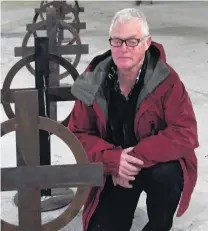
[150,121,158,135]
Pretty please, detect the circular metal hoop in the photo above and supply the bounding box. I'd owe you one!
[38,1,80,29]
[1,117,89,231]
[32,1,81,45]
[23,19,81,79]
[1,54,79,120]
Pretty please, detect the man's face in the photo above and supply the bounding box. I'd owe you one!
[110,18,151,71]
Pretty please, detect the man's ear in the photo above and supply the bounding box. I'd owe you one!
[145,35,152,49]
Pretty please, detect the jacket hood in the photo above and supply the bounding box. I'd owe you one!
[71,42,170,111]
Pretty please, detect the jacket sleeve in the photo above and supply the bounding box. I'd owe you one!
[129,77,199,168]
[68,100,122,175]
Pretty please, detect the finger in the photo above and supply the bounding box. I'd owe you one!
[122,168,140,176]
[125,155,144,166]
[120,182,132,188]
[118,178,133,188]
[122,162,141,172]
[112,176,117,186]
[123,182,133,188]
[121,178,133,188]
[113,176,118,186]
[124,147,134,153]
[120,166,139,176]
[119,172,135,181]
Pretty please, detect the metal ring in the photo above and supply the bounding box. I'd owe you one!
[38,1,81,38]
[1,117,89,231]
[23,19,81,79]
[1,54,79,120]
[33,1,81,44]
[37,1,81,30]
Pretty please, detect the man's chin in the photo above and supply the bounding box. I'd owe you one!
[117,63,132,71]
[116,59,131,66]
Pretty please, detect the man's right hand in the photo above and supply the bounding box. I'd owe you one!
[119,147,144,181]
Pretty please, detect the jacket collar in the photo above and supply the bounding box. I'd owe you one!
[71,44,170,118]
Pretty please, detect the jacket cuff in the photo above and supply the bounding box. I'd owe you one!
[103,148,122,176]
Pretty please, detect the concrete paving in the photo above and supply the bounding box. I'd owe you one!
[1,1,208,230]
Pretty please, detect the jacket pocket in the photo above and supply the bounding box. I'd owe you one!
[136,104,167,140]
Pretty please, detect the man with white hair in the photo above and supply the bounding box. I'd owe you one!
[68,8,198,231]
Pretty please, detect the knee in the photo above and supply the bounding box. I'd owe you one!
[147,161,184,189]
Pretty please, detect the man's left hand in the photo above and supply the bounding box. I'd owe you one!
[112,175,133,188]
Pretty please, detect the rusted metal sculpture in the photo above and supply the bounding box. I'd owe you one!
[1,37,81,211]
[32,1,85,45]
[13,2,87,128]
[1,90,103,231]
[1,1,89,213]
[15,8,88,79]
[1,50,77,131]
[35,0,84,24]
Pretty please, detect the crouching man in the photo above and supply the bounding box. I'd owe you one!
[68,8,199,231]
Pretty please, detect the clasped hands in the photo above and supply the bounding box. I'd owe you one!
[112,147,144,188]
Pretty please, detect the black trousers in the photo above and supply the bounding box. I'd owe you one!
[87,161,184,231]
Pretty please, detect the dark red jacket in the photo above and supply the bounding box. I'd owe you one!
[68,42,199,231]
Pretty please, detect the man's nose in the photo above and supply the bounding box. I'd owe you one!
[120,42,128,51]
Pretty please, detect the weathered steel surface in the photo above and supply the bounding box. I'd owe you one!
[1,86,76,104]
[1,1,92,220]
[46,7,59,126]
[15,44,88,56]
[16,19,88,78]
[35,37,51,196]
[1,90,103,231]
[26,22,86,31]
[13,188,75,212]
[1,50,78,207]
[2,164,103,190]
[35,1,84,22]
[32,1,85,45]
[14,89,40,166]
[14,90,41,231]
[1,115,90,165]
[1,54,78,120]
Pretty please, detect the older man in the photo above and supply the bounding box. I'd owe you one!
[68,8,199,231]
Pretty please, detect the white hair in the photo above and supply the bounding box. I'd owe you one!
[109,8,150,37]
